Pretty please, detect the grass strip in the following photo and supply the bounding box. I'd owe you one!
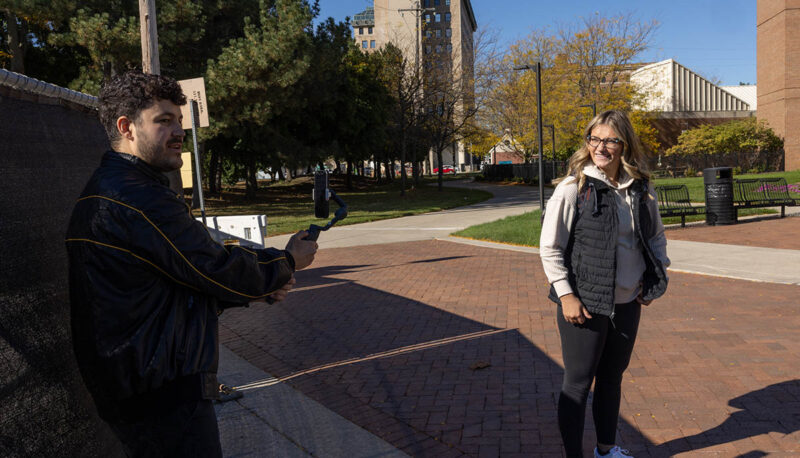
[452,210,542,247]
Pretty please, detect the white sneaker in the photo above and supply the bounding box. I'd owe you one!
[594,445,633,457]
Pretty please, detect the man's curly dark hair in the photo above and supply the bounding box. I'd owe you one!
[98,71,187,147]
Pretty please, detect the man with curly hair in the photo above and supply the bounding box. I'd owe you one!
[66,70,317,457]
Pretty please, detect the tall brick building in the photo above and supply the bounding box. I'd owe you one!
[757,1,800,170]
[352,0,478,171]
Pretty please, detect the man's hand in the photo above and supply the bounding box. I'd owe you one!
[270,276,295,302]
[561,293,592,325]
[248,276,296,306]
[285,230,317,270]
[636,292,653,306]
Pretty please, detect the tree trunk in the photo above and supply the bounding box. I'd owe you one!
[334,159,342,174]
[437,149,444,191]
[277,166,285,181]
[208,148,220,195]
[346,160,353,190]
[4,10,25,74]
[245,155,258,199]
[400,130,407,196]
[384,159,393,182]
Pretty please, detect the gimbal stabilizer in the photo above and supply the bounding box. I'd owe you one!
[307,171,347,241]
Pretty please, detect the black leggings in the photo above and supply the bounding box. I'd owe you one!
[556,301,641,457]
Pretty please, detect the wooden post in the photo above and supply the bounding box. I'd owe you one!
[138,0,160,75]
[138,0,184,195]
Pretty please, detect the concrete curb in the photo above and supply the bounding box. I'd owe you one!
[216,346,409,458]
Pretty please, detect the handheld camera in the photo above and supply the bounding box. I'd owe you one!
[308,170,347,241]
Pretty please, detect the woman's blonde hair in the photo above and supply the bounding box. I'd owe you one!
[566,110,650,189]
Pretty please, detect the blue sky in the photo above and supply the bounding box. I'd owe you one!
[317,0,757,86]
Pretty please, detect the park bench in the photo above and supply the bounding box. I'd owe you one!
[733,177,800,218]
[654,184,705,227]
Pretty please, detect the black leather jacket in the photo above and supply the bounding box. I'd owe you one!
[66,151,294,418]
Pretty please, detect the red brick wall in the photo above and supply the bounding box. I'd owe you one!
[493,151,524,164]
[757,0,800,170]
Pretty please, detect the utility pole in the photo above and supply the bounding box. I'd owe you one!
[398,1,434,80]
[139,0,183,195]
[398,1,434,191]
[513,63,545,222]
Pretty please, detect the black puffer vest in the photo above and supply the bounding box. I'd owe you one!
[548,176,668,317]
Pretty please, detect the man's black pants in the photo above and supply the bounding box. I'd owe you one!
[556,301,641,457]
[108,398,222,458]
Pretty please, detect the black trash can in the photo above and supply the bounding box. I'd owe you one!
[703,167,736,225]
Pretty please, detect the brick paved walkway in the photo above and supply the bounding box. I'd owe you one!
[220,240,800,457]
[666,215,800,250]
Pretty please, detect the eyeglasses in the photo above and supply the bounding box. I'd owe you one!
[586,136,624,150]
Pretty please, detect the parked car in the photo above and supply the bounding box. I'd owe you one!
[433,164,457,174]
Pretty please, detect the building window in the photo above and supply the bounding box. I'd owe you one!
[370,40,376,48]
[446,44,452,52]
[368,27,373,34]
[424,0,430,6]
[426,30,432,38]
[446,28,451,37]
[434,0,440,5]
[436,29,442,38]
[445,13,451,22]
[426,45,432,54]
[435,13,441,22]
[436,45,442,53]
[425,14,431,23]
[446,0,450,4]
[362,40,368,49]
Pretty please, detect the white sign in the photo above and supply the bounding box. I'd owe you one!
[178,77,210,129]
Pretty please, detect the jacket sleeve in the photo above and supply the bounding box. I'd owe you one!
[646,182,671,268]
[539,177,578,297]
[115,191,294,303]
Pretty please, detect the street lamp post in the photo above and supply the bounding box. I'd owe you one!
[513,62,544,221]
[580,102,597,117]
[543,124,556,179]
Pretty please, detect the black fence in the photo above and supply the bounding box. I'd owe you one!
[482,161,568,184]
[0,86,123,457]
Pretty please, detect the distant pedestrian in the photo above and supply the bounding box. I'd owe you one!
[539,110,670,457]
[66,70,317,457]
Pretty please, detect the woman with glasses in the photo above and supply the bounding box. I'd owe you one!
[539,110,670,457]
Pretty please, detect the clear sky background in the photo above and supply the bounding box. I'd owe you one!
[317,0,757,87]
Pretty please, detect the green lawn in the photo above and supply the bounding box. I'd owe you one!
[452,210,542,247]
[198,175,492,235]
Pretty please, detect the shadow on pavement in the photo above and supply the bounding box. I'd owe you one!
[653,379,800,456]
[220,263,655,456]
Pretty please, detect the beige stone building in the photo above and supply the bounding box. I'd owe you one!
[631,59,755,154]
[757,1,800,170]
[352,0,478,171]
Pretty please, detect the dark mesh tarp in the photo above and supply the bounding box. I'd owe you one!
[0,86,123,457]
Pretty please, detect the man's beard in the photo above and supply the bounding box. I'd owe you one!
[138,134,183,172]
